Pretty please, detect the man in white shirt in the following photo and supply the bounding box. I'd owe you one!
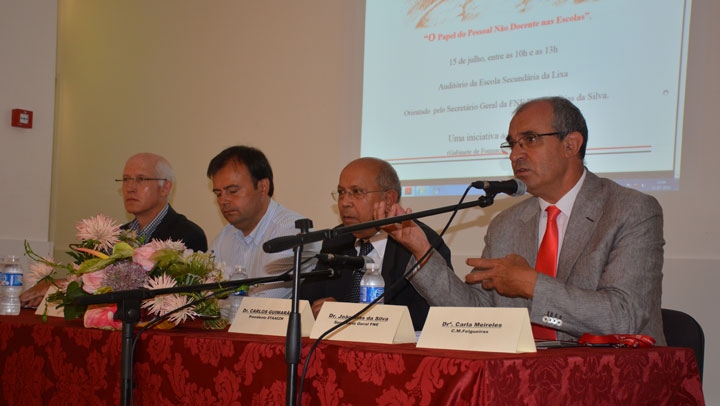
[207,145,318,298]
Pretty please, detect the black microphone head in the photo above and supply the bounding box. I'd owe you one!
[316,253,372,269]
[472,178,527,196]
[263,235,299,253]
[510,179,527,196]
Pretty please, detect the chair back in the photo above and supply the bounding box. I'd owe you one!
[662,308,704,382]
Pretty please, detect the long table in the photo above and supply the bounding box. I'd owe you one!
[0,310,704,405]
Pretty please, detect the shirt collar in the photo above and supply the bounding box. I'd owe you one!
[356,230,388,264]
[234,199,277,246]
[538,169,587,217]
[127,203,170,243]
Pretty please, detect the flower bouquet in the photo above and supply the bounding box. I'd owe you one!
[24,213,228,330]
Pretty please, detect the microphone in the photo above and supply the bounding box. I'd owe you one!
[316,253,374,269]
[471,179,527,197]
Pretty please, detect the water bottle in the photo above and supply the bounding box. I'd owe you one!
[225,266,249,322]
[359,263,384,304]
[0,255,24,315]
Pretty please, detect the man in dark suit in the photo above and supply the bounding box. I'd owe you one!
[376,97,666,343]
[300,157,452,331]
[119,153,207,252]
[132,205,207,251]
[20,153,207,308]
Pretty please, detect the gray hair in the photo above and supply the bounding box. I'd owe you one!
[514,96,588,158]
[127,152,175,190]
[154,155,175,186]
[350,157,402,202]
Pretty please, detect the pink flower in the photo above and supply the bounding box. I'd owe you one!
[83,304,122,330]
[55,274,80,292]
[25,258,55,287]
[75,213,122,252]
[147,238,186,252]
[81,269,107,293]
[161,294,197,325]
[142,274,197,325]
[133,245,158,271]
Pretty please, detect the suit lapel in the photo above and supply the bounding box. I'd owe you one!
[557,172,604,282]
[516,200,541,267]
[152,205,176,240]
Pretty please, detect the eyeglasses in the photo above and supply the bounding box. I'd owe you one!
[500,132,562,151]
[115,176,167,185]
[331,189,385,201]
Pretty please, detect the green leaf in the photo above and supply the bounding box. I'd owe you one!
[112,242,135,256]
[63,303,86,320]
[76,258,105,274]
[203,317,229,330]
[59,281,90,319]
[76,248,134,274]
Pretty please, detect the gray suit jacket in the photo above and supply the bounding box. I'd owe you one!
[410,171,666,344]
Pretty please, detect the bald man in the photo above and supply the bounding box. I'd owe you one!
[119,153,207,251]
[301,157,453,330]
[20,153,207,308]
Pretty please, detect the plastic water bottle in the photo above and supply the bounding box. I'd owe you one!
[225,266,248,322]
[359,263,384,304]
[0,255,23,315]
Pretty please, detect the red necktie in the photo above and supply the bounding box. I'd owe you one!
[532,205,560,340]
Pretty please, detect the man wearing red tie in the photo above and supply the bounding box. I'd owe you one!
[376,96,666,344]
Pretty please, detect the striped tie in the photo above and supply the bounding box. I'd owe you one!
[345,240,374,302]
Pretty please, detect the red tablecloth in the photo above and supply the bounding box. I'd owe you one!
[0,310,704,405]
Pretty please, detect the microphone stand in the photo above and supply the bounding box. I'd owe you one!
[267,194,499,406]
[286,219,312,406]
[264,194,498,254]
[74,268,335,406]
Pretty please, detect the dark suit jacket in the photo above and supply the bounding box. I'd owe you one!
[301,221,452,330]
[122,205,208,252]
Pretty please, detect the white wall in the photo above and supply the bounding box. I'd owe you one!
[4,0,717,403]
[50,1,361,253]
[0,0,56,266]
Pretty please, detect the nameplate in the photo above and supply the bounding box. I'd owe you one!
[309,302,416,344]
[228,297,314,337]
[417,307,536,353]
[34,285,64,318]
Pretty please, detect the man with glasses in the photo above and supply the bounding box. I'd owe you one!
[119,153,207,251]
[20,153,207,308]
[207,145,319,298]
[300,157,452,331]
[375,97,666,344]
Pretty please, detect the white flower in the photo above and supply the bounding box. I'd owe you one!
[163,295,197,325]
[147,238,186,252]
[142,274,197,325]
[25,258,55,287]
[75,213,122,252]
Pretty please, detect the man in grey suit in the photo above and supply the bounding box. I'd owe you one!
[376,96,666,344]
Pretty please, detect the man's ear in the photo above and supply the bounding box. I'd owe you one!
[160,179,173,197]
[563,131,583,157]
[384,189,399,206]
[257,178,270,195]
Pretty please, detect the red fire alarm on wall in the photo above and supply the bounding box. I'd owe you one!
[11,109,33,129]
